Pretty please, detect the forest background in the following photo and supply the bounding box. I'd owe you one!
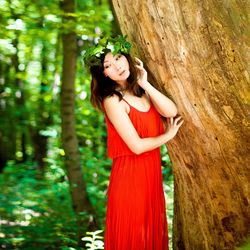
[0,0,174,249]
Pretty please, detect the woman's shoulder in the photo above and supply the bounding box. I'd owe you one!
[103,94,124,111]
[103,94,120,106]
[103,94,131,115]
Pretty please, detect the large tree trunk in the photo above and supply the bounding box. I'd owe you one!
[60,0,98,245]
[111,1,250,249]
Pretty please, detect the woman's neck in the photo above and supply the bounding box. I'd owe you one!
[116,79,128,88]
[116,85,127,91]
[115,85,130,97]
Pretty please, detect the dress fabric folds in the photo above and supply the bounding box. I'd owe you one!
[103,98,169,250]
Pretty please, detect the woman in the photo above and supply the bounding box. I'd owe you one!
[84,35,184,250]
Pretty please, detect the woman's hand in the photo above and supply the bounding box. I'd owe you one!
[165,116,184,141]
[134,57,148,88]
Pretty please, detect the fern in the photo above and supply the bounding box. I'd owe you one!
[81,230,104,250]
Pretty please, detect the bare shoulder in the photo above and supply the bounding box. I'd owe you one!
[103,95,127,113]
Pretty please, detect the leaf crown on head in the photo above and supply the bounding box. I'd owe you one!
[82,34,132,67]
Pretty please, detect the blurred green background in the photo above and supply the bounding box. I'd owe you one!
[0,0,174,249]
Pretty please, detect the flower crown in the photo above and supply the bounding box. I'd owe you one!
[82,35,132,67]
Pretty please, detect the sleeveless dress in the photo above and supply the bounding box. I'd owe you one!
[103,97,169,250]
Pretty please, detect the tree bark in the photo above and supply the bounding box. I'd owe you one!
[60,0,98,245]
[111,1,250,249]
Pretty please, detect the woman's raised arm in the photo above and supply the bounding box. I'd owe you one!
[135,57,178,118]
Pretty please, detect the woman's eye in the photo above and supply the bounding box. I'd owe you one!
[105,65,110,69]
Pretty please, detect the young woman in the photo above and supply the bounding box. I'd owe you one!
[86,37,184,250]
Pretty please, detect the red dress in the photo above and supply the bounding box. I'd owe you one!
[103,97,169,250]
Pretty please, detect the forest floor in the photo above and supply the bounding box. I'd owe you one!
[0,160,174,250]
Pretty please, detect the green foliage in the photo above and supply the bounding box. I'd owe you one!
[82,230,104,250]
[0,161,80,249]
[0,0,174,249]
[82,34,132,67]
[236,238,250,250]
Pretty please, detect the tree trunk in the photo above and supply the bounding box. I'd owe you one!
[31,42,50,178]
[1,63,16,163]
[60,0,98,245]
[11,36,27,162]
[111,1,250,249]
[7,0,27,162]
[0,61,10,172]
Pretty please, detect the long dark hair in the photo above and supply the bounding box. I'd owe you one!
[89,52,145,111]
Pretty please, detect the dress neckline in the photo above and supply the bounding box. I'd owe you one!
[122,97,152,113]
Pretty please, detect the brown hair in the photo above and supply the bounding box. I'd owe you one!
[89,52,145,111]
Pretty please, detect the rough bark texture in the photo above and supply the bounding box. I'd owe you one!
[60,0,98,244]
[111,0,250,249]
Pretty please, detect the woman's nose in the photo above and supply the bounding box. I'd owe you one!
[112,62,121,70]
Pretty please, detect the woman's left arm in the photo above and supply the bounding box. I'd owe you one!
[135,57,178,118]
[143,81,178,117]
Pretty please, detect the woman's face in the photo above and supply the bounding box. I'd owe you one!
[103,52,130,84]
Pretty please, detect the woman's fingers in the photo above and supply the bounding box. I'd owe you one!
[135,57,143,66]
[170,117,173,125]
[177,119,184,127]
[174,116,184,126]
[174,116,182,123]
[135,64,143,70]
[134,57,141,62]
[168,116,184,126]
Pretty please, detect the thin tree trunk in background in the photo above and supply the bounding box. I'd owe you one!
[111,1,250,249]
[0,61,8,171]
[31,42,50,177]
[2,63,16,162]
[60,0,98,245]
[12,36,27,162]
[7,0,27,162]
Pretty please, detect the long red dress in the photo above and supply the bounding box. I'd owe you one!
[103,97,169,250]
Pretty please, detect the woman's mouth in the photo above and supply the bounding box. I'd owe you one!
[119,70,126,76]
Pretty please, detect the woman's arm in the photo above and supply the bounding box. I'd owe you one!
[104,95,182,155]
[143,81,178,117]
[135,57,178,118]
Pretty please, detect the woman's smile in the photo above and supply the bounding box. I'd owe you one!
[119,70,126,76]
